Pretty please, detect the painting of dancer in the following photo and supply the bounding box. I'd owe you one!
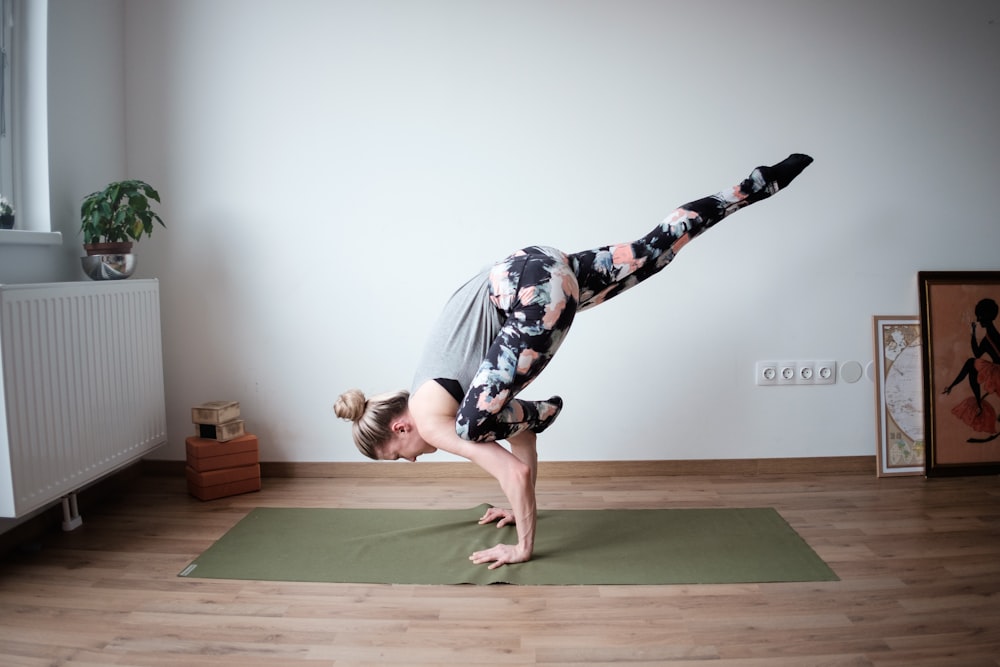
[919,271,1000,476]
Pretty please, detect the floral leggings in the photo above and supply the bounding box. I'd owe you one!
[455,155,813,442]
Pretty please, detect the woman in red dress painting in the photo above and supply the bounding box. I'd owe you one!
[942,298,1000,440]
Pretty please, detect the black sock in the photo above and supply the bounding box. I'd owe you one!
[746,153,814,201]
[530,396,563,434]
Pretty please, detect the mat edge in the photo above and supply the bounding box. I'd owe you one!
[145,456,875,479]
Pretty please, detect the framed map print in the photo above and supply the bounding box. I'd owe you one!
[918,271,1000,476]
[872,316,925,477]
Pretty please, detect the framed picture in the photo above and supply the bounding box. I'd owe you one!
[918,271,1000,476]
[872,316,924,477]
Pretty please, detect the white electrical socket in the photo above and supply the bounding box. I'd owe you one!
[815,360,837,385]
[777,362,796,385]
[755,361,778,386]
[756,361,777,385]
[756,360,837,386]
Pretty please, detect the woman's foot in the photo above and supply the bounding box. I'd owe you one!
[744,153,814,203]
[531,396,563,434]
[664,153,814,240]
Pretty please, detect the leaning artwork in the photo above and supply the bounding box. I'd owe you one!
[918,271,1000,476]
[872,316,924,477]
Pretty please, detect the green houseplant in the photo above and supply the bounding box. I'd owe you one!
[79,179,165,280]
[80,179,165,255]
[0,195,14,229]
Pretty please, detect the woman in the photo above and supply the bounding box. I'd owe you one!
[335,153,814,569]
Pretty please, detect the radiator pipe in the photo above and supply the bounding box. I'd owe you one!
[61,493,83,531]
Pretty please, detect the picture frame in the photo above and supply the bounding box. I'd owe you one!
[872,316,924,477]
[918,271,1000,476]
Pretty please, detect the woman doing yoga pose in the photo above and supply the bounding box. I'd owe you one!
[335,153,814,569]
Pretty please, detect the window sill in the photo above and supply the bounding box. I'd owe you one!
[0,230,63,246]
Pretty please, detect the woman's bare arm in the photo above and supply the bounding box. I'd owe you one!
[478,430,537,528]
[409,382,536,568]
[507,430,538,487]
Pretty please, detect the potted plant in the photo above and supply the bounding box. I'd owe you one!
[79,179,165,280]
[0,196,14,229]
[80,179,165,255]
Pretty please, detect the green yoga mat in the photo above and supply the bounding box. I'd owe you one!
[179,504,837,585]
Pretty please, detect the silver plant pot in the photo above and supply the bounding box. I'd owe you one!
[81,253,136,280]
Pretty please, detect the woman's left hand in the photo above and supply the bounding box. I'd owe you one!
[478,506,515,527]
[470,542,529,569]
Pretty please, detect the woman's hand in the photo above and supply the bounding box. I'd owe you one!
[473,508,526,568]
[470,542,530,569]
[478,506,515,527]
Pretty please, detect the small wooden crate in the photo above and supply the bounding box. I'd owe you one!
[191,400,240,425]
[195,419,246,443]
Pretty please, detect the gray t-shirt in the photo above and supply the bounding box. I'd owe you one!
[411,266,504,398]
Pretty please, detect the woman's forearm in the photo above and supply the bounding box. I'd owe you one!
[505,431,539,555]
[414,407,538,564]
[507,431,538,489]
[497,459,536,556]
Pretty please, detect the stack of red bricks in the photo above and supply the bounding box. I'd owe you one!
[185,401,261,501]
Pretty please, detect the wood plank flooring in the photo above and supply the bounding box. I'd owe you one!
[1,467,999,666]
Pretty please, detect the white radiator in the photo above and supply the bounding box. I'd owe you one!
[0,279,167,519]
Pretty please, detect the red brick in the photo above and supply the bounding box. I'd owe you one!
[187,476,261,501]
[186,464,261,501]
[186,434,258,472]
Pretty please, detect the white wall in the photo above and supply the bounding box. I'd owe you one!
[102,0,1000,462]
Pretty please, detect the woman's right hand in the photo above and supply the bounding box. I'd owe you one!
[470,541,530,569]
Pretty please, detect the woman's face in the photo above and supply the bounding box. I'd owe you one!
[379,430,437,462]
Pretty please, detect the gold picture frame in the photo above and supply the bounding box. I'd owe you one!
[872,316,924,477]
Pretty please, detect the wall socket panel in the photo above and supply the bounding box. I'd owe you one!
[756,360,837,386]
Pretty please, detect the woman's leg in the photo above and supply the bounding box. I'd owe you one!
[571,153,813,310]
[456,248,578,442]
[454,154,813,441]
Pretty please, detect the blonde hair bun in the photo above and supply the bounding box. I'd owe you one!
[334,388,367,422]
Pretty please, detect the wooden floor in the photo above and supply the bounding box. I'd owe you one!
[1,467,999,666]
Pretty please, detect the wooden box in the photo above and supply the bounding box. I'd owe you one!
[191,400,240,425]
[186,463,261,501]
[195,419,245,442]
[185,434,258,472]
